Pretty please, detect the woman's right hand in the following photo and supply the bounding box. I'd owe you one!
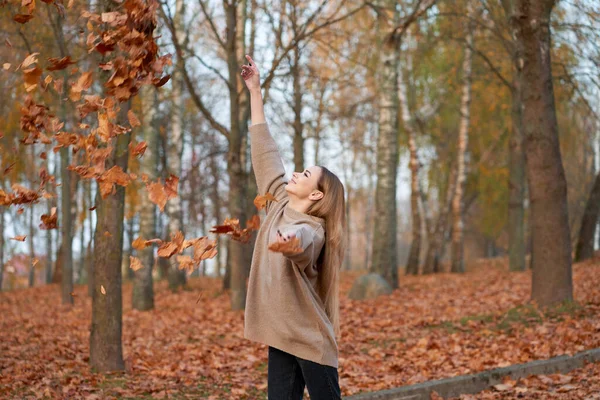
[241,54,261,92]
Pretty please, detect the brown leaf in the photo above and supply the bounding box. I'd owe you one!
[13,14,34,24]
[147,181,167,212]
[129,256,143,272]
[165,175,178,199]
[254,192,277,210]
[100,285,106,295]
[3,63,11,70]
[246,215,260,231]
[20,53,39,69]
[268,237,302,255]
[46,56,76,71]
[132,236,147,250]
[129,141,147,157]
[11,235,27,242]
[127,110,141,128]
[40,207,58,230]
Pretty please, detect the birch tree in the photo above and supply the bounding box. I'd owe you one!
[450,0,475,274]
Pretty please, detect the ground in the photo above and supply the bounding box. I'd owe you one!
[1,256,599,399]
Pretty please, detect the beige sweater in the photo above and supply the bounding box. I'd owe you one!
[243,122,339,368]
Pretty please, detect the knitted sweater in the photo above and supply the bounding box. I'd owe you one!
[243,122,339,368]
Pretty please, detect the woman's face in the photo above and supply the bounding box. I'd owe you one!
[285,166,323,200]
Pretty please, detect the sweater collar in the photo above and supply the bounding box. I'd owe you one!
[283,202,325,229]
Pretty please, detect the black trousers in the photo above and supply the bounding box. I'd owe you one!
[267,346,341,400]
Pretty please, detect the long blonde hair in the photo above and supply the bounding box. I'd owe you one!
[306,166,347,340]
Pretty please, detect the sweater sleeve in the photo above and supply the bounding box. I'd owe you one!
[249,122,288,214]
[280,224,325,272]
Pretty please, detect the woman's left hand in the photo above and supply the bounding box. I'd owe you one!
[276,229,296,243]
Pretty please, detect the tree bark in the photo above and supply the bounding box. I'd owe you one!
[89,103,130,373]
[28,196,35,287]
[398,59,421,276]
[133,85,157,311]
[370,20,400,289]
[423,165,456,274]
[165,0,187,291]
[575,171,600,261]
[0,207,3,291]
[451,0,474,274]
[508,0,573,305]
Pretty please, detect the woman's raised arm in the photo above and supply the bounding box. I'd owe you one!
[241,55,265,126]
[241,55,288,211]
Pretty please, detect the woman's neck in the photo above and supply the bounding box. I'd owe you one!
[286,196,311,214]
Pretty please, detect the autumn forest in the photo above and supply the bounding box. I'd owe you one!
[1,0,600,398]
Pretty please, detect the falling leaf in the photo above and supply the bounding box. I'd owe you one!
[129,141,147,157]
[46,56,76,71]
[3,63,11,70]
[17,208,25,215]
[254,193,277,210]
[11,235,26,242]
[13,14,34,24]
[132,236,147,250]
[147,181,168,212]
[100,285,106,295]
[165,175,178,199]
[32,258,39,267]
[130,256,143,271]
[20,53,39,69]
[40,207,58,230]
[127,110,141,127]
[268,237,302,255]
[104,231,112,237]
[246,215,260,231]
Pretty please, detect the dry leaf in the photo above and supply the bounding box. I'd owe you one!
[268,237,302,254]
[254,193,277,210]
[127,110,141,127]
[11,235,27,242]
[100,285,106,295]
[129,256,143,271]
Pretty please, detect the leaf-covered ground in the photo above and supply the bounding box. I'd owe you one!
[1,257,599,399]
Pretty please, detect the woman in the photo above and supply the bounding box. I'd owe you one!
[241,54,346,400]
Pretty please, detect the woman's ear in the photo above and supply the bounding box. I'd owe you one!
[309,190,324,201]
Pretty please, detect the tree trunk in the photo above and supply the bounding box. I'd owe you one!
[508,61,526,271]
[509,0,573,306]
[575,171,600,261]
[291,33,304,172]
[165,0,187,291]
[45,156,54,284]
[133,85,157,311]
[398,60,421,276]
[60,110,74,302]
[28,199,35,287]
[451,0,474,274]
[89,104,130,373]
[87,179,94,296]
[423,166,456,274]
[0,207,3,291]
[370,24,399,289]
[209,147,223,277]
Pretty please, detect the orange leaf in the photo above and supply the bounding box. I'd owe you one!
[11,235,26,242]
[132,236,147,250]
[268,237,302,254]
[129,256,143,271]
[13,14,34,24]
[247,215,260,231]
[254,193,277,210]
[40,207,58,230]
[127,110,141,128]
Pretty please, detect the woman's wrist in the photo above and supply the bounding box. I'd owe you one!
[249,87,262,97]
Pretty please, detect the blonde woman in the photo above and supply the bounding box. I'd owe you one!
[241,54,346,400]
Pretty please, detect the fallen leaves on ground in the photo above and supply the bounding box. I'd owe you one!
[0,257,599,399]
